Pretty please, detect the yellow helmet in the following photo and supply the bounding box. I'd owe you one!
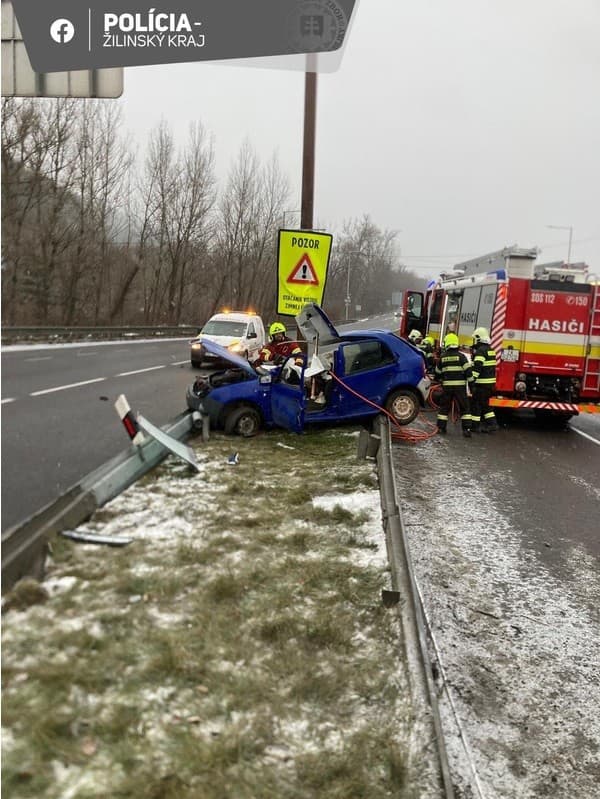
[443,333,459,348]
[269,322,286,337]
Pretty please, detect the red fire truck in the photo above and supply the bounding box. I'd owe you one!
[400,247,600,422]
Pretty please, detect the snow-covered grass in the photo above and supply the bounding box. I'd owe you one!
[2,428,424,799]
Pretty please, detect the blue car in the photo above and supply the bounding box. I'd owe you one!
[186,303,430,436]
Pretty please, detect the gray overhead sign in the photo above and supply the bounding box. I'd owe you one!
[9,0,355,73]
[1,0,123,97]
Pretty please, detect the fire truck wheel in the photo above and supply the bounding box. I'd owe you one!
[385,389,419,425]
[224,405,262,437]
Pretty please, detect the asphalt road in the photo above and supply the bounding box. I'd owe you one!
[1,338,197,531]
[393,410,600,796]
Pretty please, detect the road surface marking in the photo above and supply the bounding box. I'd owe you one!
[171,360,189,366]
[1,397,16,404]
[116,365,166,376]
[25,356,52,362]
[31,377,106,396]
[572,427,600,447]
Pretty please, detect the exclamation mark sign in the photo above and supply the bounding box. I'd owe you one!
[302,263,308,280]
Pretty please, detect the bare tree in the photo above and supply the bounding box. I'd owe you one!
[214,142,291,317]
[135,120,216,324]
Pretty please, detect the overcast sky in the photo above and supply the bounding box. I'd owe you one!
[119,0,600,280]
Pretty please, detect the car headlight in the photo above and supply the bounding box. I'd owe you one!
[228,342,243,353]
[191,342,203,351]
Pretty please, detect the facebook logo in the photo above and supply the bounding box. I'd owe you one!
[50,19,75,44]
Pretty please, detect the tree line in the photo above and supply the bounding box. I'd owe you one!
[1,98,425,328]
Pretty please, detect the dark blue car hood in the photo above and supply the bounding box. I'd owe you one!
[197,338,258,376]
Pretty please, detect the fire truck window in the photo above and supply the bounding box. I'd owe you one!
[429,291,443,324]
[446,294,461,329]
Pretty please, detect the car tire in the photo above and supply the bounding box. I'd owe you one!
[191,359,202,369]
[224,405,262,437]
[385,389,419,425]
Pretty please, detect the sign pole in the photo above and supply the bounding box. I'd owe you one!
[301,54,317,230]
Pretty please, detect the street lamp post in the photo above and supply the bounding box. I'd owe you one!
[546,224,573,265]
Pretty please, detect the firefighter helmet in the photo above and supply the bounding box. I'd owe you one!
[269,322,286,337]
[473,327,490,344]
[443,332,459,348]
[408,329,423,343]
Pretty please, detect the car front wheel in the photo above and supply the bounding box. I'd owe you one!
[224,405,262,437]
[385,389,419,425]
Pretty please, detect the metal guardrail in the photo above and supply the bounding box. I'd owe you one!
[372,415,454,798]
[1,412,195,592]
[1,326,200,344]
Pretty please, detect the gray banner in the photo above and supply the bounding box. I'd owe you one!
[12,0,356,72]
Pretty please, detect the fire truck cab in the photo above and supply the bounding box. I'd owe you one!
[400,247,600,421]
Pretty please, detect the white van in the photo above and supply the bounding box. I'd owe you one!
[190,311,266,367]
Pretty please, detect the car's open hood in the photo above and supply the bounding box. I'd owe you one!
[197,338,257,376]
[296,303,340,346]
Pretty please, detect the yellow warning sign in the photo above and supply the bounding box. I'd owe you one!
[277,229,333,315]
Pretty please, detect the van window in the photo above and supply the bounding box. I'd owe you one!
[342,341,395,375]
[247,322,257,338]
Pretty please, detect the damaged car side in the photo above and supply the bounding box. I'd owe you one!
[186,304,430,437]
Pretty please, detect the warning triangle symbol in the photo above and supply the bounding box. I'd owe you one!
[287,253,319,285]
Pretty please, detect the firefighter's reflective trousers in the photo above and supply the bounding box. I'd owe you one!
[436,386,472,433]
[471,385,498,430]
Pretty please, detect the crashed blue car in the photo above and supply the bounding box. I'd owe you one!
[186,303,430,436]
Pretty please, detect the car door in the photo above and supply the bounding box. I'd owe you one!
[333,339,398,417]
[270,362,307,432]
[245,321,260,359]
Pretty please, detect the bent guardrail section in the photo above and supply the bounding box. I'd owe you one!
[1,413,195,592]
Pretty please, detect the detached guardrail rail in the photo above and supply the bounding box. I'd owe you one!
[1,325,200,344]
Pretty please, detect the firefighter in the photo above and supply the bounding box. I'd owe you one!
[256,322,305,369]
[408,329,435,373]
[435,332,473,437]
[471,327,498,433]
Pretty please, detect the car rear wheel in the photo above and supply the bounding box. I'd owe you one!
[191,359,202,369]
[385,389,419,425]
[224,405,261,437]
